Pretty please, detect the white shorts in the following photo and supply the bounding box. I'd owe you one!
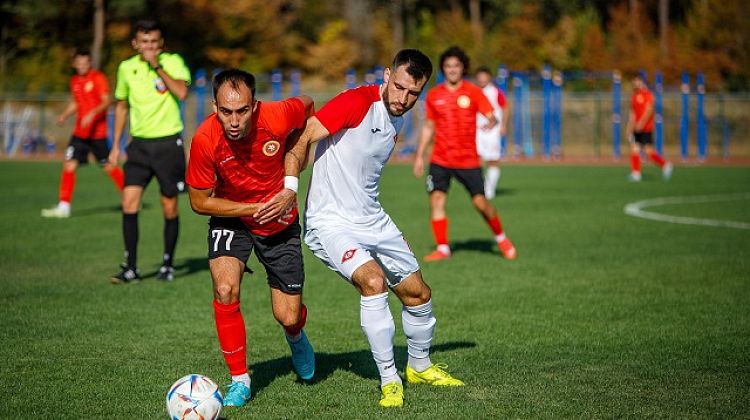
[476,127,502,161]
[304,215,420,288]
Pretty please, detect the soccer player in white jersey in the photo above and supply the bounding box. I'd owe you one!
[475,66,509,200]
[258,49,464,408]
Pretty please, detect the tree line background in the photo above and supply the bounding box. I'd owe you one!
[1,0,748,93]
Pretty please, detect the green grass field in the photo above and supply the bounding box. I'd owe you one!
[1,160,749,418]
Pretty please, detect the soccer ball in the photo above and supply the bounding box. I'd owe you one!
[166,374,223,420]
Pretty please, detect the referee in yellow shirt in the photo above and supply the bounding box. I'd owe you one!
[109,20,191,284]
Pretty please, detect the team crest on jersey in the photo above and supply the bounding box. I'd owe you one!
[341,249,357,263]
[457,95,471,109]
[84,81,94,93]
[262,140,281,156]
[153,77,167,93]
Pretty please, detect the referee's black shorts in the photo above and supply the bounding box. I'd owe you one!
[124,134,186,197]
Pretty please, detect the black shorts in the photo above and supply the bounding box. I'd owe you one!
[633,132,654,146]
[65,136,110,165]
[124,134,186,197]
[426,163,485,197]
[207,217,305,295]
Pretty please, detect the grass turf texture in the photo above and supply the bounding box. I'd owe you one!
[0,161,748,418]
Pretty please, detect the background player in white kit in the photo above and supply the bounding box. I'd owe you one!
[475,66,510,200]
[269,49,464,408]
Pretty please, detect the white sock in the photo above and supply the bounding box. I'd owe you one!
[402,300,435,373]
[495,233,506,243]
[58,201,71,211]
[437,244,451,255]
[231,373,250,388]
[485,166,500,199]
[360,292,399,385]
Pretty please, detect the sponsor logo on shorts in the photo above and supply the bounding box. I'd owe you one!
[342,248,357,264]
[65,146,75,160]
[177,182,185,192]
[457,95,471,109]
[263,140,281,156]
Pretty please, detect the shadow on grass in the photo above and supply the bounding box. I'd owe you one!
[139,257,209,279]
[247,340,476,400]
[450,239,497,255]
[72,202,153,217]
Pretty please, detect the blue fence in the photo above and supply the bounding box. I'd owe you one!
[1,67,746,160]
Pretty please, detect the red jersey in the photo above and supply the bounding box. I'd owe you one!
[632,87,654,133]
[425,80,494,169]
[71,70,109,139]
[186,98,306,236]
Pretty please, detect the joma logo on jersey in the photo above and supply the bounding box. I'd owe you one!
[263,140,281,156]
[341,249,357,263]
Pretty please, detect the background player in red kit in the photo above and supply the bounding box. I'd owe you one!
[627,73,673,182]
[42,48,124,218]
[413,46,516,261]
[186,69,315,408]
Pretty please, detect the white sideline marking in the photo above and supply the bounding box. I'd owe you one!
[624,193,750,230]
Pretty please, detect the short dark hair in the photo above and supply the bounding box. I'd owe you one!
[213,69,257,100]
[440,46,470,75]
[74,47,91,58]
[134,19,161,36]
[475,66,492,76]
[392,49,433,83]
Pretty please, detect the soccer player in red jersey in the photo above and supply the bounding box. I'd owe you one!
[627,73,673,182]
[186,69,315,408]
[42,48,124,218]
[413,46,516,261]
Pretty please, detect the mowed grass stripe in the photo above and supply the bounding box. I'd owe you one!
[0,161,748,418]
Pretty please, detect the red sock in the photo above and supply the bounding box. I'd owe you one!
[284,304,307,337]
[213,300,247,375]
[630,152,641,173]
[485,214,504,236]
[59,169,76,203]
[648,151,666,167]
[431,218,448,246]
[107,167,125,191]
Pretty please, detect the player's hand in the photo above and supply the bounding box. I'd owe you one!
[108,149,120,166]
[254,189,296,225]
[56,115,66,126]
[413,156,424,177]
[480,120,497,131]
[141,48,162,68]
[81,112,95,128]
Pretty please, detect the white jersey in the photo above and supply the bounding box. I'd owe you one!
[305,85,403,227]
[476,83,506,160]
[304,84,418,283]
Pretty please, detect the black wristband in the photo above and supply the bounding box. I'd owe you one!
[152,64,162,71]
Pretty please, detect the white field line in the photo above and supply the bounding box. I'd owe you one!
[623,193,750,230]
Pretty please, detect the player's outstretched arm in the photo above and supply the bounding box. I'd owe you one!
[188,186,262,217]
[254,115,329,225]
[413,119,435,177]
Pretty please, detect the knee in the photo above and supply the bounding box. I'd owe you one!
[214,284,239,304]
[274,310,300,329]
[359,275,388,296]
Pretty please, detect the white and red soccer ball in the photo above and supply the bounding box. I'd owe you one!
[166,374,223,420]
